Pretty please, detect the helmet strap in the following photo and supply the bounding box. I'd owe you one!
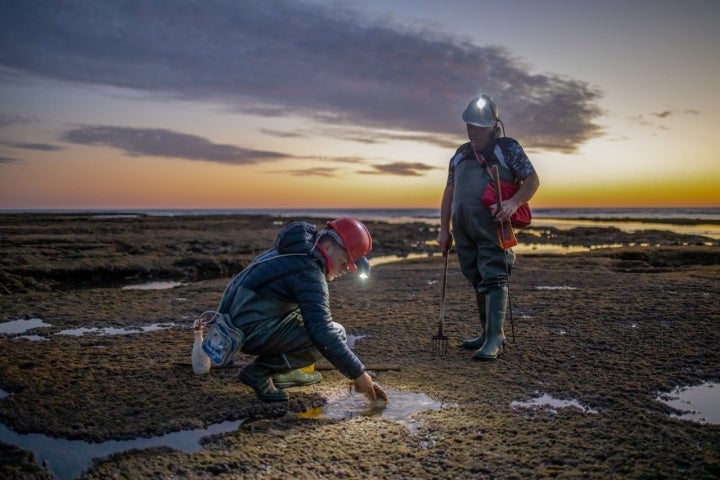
[315,233,335,274]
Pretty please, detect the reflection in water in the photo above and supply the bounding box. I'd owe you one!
[529,218,720,241]
[368,243,624,266]
[297,387,448,434]
[511,393,598,414]
[0,418,243,480]
[657,381,720,424]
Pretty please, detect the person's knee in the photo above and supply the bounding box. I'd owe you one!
[331,321,347,342]
[477,275,509,293]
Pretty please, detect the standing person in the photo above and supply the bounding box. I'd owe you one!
[214,217,380,402]
[436,95,540,360]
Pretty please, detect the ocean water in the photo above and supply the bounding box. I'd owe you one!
[8,207,718,221]
[140,207,720,241]
[4,207,719,239]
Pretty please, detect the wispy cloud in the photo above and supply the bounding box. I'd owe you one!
[630,108,701,129]
[0,114,34,128]
[258,128,305,139]
[360,162,437,176]
[62,126,289,165]
[0,1,603,153]
[651,109,700,119]
[0,156,21,164]
[1,141,64,151]
[273,167,339,178]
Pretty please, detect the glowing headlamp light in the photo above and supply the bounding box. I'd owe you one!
[356,256,371,280]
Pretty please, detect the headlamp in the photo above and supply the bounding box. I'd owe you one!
[356,256,371,280]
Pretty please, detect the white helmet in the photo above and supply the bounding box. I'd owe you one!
[462,95,499,127]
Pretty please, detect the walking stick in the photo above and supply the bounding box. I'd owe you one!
[490,164,518,249]
[491,164,517,343]
[432,246,450,356]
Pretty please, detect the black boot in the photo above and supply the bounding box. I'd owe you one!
[462,291,487,349]
[238,363,289,402]
[473,286,508,360]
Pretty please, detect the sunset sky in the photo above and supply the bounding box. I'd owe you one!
[1,0,718,210]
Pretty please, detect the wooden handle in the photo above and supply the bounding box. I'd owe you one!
[491,164,503,210]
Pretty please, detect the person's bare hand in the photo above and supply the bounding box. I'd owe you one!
[436,231,453,255]
[492,200,518,223]
[436,231,451,255]
[353,372,376,400]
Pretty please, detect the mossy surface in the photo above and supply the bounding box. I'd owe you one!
[0,214,718,479]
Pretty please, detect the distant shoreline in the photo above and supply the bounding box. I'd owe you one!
[2,208,719,226]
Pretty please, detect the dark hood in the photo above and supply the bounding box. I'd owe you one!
[274,221,319,255]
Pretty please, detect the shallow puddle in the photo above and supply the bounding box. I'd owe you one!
[296,387,448,434]
[511,393,598,414]
[0,318,52,335]
[656,381,720,424]
[346,333,366,349]
[0,318,180,340]
[0,417,243,480]
[534,285,578,291]
[0,386,444,479]
[55,323,178,337]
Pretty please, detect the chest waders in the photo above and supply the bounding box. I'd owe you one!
[452,147,516,360]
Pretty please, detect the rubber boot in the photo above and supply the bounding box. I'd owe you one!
[462,291,487,349]
[272,369,323,389]
[238,363,289,402]
[473,286,508,360]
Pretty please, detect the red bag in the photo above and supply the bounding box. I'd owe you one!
[481,180,532,228]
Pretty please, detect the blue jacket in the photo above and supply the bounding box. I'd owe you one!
[219,221,365,379]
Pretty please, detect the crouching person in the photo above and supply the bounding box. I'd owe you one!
[210,217,377,402]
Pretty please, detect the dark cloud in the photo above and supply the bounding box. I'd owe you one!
[258,128,305,139]
[0,114,34,128]
[0,156,21,164]
[62,126,289,165]
[0,0,603,153]
[360,162,437,176]
[631,108,701,129]
[652,109,700,119]
[309,156,366,164]
[274,167,339,178]
[319,128,460,149]
[1,141,63,151]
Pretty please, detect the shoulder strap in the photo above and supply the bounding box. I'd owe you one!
[472,148,499,186]
[493,144,509,170]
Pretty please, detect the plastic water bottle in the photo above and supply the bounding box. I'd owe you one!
[192,321,211,375]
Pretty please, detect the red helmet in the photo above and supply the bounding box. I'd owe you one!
[326,218,372,270]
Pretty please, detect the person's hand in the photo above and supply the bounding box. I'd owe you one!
[352,372,388,402]
[436,230,453,255]
[492,199,518,224]
[353,372,376,400]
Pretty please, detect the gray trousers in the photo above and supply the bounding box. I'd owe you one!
[240,311,347,373]
[452,206,515,293]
